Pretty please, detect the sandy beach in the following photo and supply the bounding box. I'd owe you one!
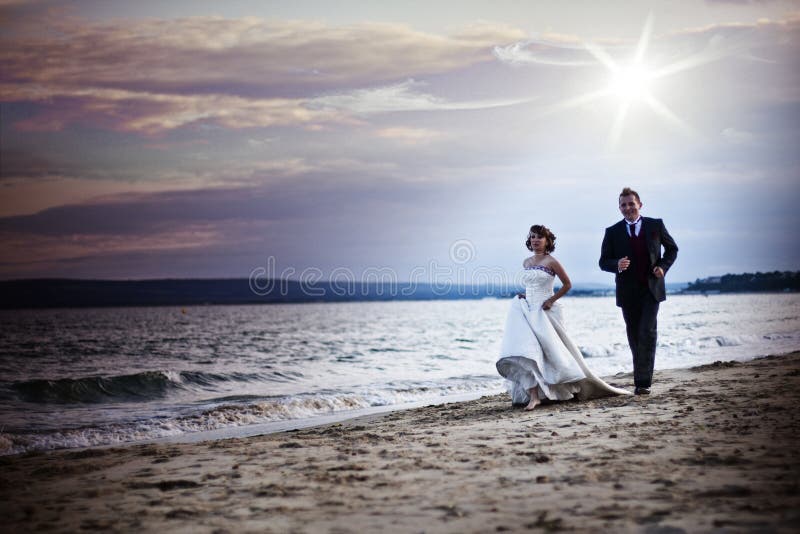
[2,352,799,533]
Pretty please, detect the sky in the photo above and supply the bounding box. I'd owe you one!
[1,0,799,286]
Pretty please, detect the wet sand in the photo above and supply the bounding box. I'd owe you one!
[1,352,799,533]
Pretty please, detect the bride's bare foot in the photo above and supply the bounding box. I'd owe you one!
[524,388,540,410]
[524,398,540,411]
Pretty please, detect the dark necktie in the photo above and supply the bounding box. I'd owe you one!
[629,223,637,237]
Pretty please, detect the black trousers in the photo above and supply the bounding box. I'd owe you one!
[621,285,660,388]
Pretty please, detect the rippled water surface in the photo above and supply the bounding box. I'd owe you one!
[1,294,798,454]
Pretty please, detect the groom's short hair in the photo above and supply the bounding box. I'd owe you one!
[619,187,641,203]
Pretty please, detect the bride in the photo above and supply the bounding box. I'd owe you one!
[496,225,631,410]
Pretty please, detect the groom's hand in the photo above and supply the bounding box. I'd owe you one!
[618,256,630,272]
[652,266,665,278]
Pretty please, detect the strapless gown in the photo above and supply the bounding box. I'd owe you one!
[496,266,631,404]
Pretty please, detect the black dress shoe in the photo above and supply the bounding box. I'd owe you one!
[634,387,651,395]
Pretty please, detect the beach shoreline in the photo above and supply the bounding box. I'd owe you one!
[2,352,799,532]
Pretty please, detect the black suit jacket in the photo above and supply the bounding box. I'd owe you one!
[599,217,678,307]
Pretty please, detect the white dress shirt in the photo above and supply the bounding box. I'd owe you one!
[626,217,642,237]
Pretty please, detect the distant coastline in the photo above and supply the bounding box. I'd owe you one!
[1,272,795,309]
[682,271,800,295]
[0,278,565,309]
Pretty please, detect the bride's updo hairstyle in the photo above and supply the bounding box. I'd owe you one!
[526,224,556,253]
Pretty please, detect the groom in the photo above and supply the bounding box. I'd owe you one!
[599,187,678,395]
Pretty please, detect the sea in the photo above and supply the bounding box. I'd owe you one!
[1,293,799,455]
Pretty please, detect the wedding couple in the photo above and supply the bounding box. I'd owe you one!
[496,187,679,409]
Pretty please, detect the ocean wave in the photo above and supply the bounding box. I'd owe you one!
[707,335,760,347]
[11,371,182,404]
[10,370,272,404]
[763,333,795,340]
[579,345,612,358]
[1,378,505,455]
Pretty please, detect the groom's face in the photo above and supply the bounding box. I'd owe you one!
[619,194,642,222]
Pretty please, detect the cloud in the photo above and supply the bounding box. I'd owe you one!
[0,149,68,180]
[310,79,536,114]
[0,183,287,276]
[0,172,224,218]
[0,77,536,134]
[376,127,446,145]
[721,127,757,143]
[0,155,429,241]
[0,15,525,133]
[0,84,348,134]
[4,12,795,135]
[0,225,224,266]
[0,167,453,278]
[493,38,597,67]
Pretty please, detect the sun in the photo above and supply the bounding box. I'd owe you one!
[608,64,653,102]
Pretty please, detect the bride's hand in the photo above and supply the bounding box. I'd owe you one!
[542,298,554,310]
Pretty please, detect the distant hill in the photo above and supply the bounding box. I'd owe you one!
[0,278,520,309]
[683,271,800,294]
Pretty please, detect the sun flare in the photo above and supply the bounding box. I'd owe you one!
[540,13,699,150]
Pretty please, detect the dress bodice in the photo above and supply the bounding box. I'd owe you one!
[521,266,556,303]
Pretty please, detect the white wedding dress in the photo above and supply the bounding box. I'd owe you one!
[496,266,631,404]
